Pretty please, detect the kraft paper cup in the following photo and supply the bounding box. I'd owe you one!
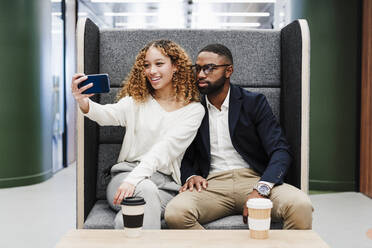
[121,197,146,238]
[247,198,273,239]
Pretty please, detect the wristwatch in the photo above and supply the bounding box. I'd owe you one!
[253,183,271,197]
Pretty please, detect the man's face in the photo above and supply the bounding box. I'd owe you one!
[195,51,232,95]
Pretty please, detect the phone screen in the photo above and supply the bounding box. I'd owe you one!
[78,74,110,94]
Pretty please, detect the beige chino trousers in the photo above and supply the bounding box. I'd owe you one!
[165,168,313,230]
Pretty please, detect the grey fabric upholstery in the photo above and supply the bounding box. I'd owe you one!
[80,18,307,229]
[96,144,121,200]
[83,200,116,229]
[246,88,280,120]
[100,30,281,88]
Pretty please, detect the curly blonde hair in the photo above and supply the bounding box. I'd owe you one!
[116,40,199,103]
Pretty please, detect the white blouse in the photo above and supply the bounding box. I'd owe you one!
[83,96,205,185]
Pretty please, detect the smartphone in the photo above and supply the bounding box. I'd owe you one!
[78,73,110,94]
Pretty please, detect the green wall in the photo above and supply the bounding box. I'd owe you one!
[292,0,360,191]
[0,0,53,187]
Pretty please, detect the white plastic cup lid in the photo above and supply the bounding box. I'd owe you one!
[246,198,273,209]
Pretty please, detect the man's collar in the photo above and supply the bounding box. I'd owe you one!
[206,86,231,111]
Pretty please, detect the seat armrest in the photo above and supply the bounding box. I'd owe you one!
[76,17,100,228]
[280,19,310,193]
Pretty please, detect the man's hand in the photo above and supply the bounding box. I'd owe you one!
[113,182,136,205]
[242,189,267,224]
[179,176,208,193]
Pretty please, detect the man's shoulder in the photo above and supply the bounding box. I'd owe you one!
[230,84,266,103]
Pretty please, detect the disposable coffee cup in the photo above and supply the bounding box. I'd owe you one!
[247,198,273,239]
[121,196,146,238]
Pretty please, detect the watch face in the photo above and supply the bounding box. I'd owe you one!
[258,184,270,196]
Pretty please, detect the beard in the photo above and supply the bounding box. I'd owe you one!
[197,75,226,95]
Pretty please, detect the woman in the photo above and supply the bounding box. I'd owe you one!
[71,40,204,229]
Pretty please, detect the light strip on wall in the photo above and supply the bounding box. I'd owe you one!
[193,0,275,3]
[115,22,157,27]
[91,0,182,3]
[157,1,185,28]
[53,12,87,16]
[52,30,63,34]
[218,22,261,27]
[192,12,270,17]
[104,12,158,16]
[115,22,132,26]
[115,22,262,28]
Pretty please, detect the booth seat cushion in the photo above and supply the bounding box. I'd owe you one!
[83,200,116,229]
[84,200,283,230]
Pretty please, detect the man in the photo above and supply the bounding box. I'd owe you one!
[164,44,313,230]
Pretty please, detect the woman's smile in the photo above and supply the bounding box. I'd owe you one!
[150,76,161,83]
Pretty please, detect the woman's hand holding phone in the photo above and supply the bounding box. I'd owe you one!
[71,73,94,114]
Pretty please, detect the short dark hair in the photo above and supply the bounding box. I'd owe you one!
[198,44,233,64]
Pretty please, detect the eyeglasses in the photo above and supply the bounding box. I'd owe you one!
[191,64,231,75]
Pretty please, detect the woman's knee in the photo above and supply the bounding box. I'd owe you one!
[106,173,129,211]
[135,179,159,197]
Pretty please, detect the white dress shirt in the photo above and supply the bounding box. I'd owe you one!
[206,88,249,174]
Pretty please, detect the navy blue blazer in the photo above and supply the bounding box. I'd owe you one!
[180,84,292,185]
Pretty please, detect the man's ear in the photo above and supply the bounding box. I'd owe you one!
[225,65,233,79]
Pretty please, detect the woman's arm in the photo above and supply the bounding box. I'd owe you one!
[83,98,129,127]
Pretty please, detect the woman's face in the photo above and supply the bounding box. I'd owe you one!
[144,46,176,91]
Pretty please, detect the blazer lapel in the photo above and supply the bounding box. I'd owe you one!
[228,84,243,140]
[200,96,211,159]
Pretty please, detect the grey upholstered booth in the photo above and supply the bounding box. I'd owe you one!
[76,18,310,229]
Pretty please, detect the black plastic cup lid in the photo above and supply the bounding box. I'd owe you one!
[121,196,146,206]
